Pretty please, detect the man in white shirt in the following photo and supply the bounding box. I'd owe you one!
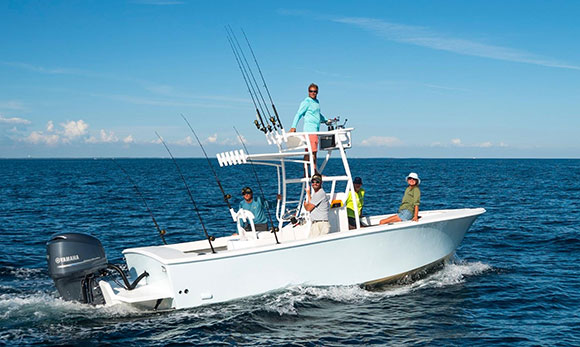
[304,173,330,237]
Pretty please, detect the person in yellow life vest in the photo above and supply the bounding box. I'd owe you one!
[345,177,365,229]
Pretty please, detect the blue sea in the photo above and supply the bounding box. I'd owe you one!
[1,158,579,345]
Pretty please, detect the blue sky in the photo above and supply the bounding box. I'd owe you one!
[1,0,578,158]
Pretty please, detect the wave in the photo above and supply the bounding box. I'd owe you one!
[0,292,142,323]
[257,259,492,316]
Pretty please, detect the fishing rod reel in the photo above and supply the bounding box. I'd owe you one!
[47,233,149,305]
[269,116,278,129]
[254,119,267,134]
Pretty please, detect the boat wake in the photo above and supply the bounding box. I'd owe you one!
[259,258,491,316]
[0,291,142,324]
[0,260,491,325]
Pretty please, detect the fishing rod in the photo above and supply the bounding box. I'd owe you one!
[181,114,234,216]
[155,132,216,253]
[233,126,280,244]
[111,158,167,245]
[241,28,283,130]
[225,27,269,133]
[227,26,275,132]
[226,26,273,132]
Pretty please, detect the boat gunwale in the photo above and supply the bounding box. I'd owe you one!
[122,207,485,266]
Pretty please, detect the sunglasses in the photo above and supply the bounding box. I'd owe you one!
[242,191,253,195]
[311,179,321,184]
[308,90,318,93]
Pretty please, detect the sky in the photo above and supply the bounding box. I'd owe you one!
[1,0,579,158]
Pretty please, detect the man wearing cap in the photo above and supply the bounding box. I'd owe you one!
[345,177,365,229]
[304,173,330,237]
[239,186,280,231]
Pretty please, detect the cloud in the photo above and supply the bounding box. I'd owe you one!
[0,115,31,125]
[207,134,218,143]
[123,135,135,144]
[175,136,194,146]
[20,119,89,145]
[23,131,60,145]
[451,138,462,146]
[278,12,580,70]
[360,136,402,147]
[61,120,89,138]
[85,129,119,143]
[450,138,507,148]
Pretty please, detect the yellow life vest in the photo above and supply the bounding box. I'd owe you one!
[346,188,365,218]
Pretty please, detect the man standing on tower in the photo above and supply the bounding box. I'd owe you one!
[289,83,328,173]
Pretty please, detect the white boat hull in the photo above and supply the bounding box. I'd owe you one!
[100,208,484,310]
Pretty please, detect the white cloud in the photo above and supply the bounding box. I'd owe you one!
[85,129,118,144]
[216,135,246,146]
[175,136,194,146]
[207,133,218,143]
[99,129,118,143]
[123,135,134,144]
[329,16,580,70]
[360,136,402,147]
[236,134,246,145]
[23,131,60,145]
[46,121,54,132]
[61,120,88,138]
[0,115,31,125]
[449,139,508,148]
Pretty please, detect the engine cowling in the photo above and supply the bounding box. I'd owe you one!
[46,233,108,304]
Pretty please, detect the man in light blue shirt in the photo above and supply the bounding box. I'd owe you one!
[289,83,328,172]
[238,186,281,231]
[239,186,270,231]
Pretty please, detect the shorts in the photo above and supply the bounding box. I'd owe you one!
[348,216,357,227]
[306,134,319,153]
[397,209,413,221]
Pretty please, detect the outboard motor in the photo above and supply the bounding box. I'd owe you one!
[47,233,108,305]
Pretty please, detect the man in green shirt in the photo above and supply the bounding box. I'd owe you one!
[380,172,421,224]
[345,176,365,229]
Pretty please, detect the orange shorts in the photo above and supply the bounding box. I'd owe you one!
[307,134,319,153]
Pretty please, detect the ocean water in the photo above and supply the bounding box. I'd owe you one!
[1,158,579,345]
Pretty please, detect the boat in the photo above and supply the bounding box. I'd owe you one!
[46,121,485,311]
